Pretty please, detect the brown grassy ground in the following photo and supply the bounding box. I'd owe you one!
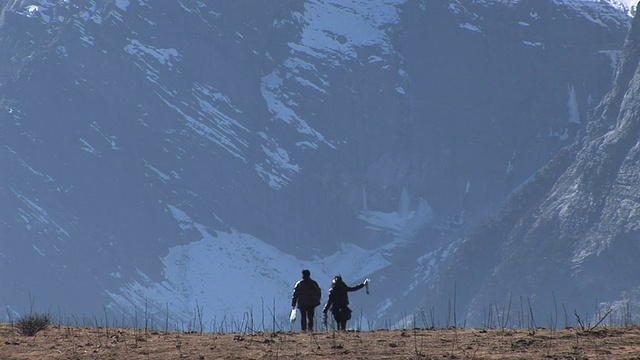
[3,322,640,359]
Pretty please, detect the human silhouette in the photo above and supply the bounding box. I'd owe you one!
[291,269,322,331]
[322,275,369,331]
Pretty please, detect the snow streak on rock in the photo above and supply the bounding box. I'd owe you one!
[259,0,406,189]
[553,0,632,29]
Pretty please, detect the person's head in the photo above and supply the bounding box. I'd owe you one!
[332,275,343,285]
[302,269,311,279]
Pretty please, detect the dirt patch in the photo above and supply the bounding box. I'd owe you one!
[2,323,640,359]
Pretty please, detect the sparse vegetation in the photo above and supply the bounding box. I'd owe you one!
[2,323,640,359]
[15,312,50,336]
[2,295,639,358]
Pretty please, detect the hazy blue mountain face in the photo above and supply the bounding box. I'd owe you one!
[425,8,640,327]
[0,0,631,327]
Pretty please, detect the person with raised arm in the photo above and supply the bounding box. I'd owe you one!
[322,275,369,331]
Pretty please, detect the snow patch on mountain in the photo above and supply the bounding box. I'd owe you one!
[107,189,437,327]
[358,194,433,245]
[567,83,581,124]
[598,49,622,69]
[124,39,180,68]
[79,139,98,154]
[555,0,631,28]
[253,132,301,190]
[108,207,391,328]
[144,160,172,183]
[447,0,632,38]
[259,0,406,189]
[459,23,482,33]
[260,72,326,141]
[12,188,70,251]
[297,0,405,60]
[150,80,251,163]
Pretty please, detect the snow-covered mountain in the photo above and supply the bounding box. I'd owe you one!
[425,6,640,327]
[0,0,633,329]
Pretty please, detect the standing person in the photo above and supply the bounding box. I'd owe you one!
[291,269,322,331]
[322,275,369,331]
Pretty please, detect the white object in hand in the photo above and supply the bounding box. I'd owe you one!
[290,308,297,323]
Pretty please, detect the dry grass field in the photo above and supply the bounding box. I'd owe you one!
[3,322,640,359]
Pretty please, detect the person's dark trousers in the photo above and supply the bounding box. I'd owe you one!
[337,321,347,331]
[331,313,347,330]
[299,305,316,331]
[333,307,350,331]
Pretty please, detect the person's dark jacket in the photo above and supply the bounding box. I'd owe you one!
[322,280,365,314]
[292,278,322,307]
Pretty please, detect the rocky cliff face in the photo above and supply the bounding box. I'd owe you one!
[425,8,640,327]
[0,0,632,326]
